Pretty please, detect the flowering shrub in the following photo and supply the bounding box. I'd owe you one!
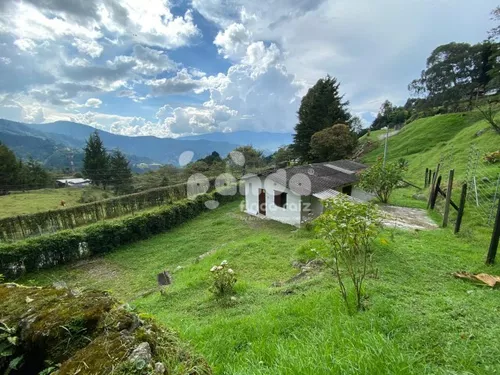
[484,150,500,164]
[209,260,236,299]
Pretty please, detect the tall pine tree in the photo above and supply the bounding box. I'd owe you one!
[292,76,350,162]
[0,142,19,194]
[83,131,109,188]
[109,150,133,194]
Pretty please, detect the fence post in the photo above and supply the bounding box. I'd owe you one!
[430,175,442,210]
[486,197,500,265]
[455,183,467,234]
[443,169,455,228]
[427,164,441,209]
[425,168,429,188]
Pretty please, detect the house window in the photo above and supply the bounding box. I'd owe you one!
[342,185,352,196]
[274,190,287,208]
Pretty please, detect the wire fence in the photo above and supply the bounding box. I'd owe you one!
[465,145,500,226]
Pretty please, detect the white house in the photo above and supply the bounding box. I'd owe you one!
[242,160,369,226]
[56,178,92,188]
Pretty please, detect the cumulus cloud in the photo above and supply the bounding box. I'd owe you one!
[72,38,103,58]
[85,98,102,108]
[214,23,251,59]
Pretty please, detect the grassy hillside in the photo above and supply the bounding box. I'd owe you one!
[22,201,500,374]
[0,187,111,218]
[362,112,499,183]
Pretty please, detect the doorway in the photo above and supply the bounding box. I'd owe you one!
[259,189,266,216]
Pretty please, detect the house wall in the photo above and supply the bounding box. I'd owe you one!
[244,177,302,226]
[351,187,375,202]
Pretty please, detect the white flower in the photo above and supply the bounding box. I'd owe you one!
[220,260,228,266]
[210,266,217,272]
[227,268,234,274]
[217,266,223,270]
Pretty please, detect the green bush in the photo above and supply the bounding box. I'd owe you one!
[0,191,240,279]
[209,260,237,300]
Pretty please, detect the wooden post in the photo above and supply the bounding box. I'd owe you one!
[486,197,500,265]
[425,168,429,188]
[427,164,440,209]
[443,169,455,228]
[430,175,442,209]
[455,183,467,234]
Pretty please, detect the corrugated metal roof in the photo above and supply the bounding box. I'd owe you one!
[313,189,361,202]
[257,160,367,195]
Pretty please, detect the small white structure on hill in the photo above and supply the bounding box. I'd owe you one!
[56,178,92,188]
[242,160,369,226]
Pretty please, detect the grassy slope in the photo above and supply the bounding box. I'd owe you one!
[0,187,111,218]
[362,112,499,182]
[22,201,500,375]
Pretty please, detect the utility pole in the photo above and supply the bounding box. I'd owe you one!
[382,125,390,168]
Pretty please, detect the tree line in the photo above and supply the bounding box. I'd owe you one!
[0,142,52,195]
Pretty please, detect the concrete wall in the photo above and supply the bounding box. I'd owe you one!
[244,177,302,226]
[352,187,375,202]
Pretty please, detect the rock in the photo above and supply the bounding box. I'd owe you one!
[412,193,426,201]
[475,128,489,137]
[155,362,166,374]
[52,281,68,290]
[128,342,152,366]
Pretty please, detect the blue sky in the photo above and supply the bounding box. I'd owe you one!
[0,0,497,137]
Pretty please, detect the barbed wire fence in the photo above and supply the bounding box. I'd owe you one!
[465,145,500,227]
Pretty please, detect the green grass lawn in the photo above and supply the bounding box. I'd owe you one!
[22,199,500,375]
[0,187,111,218]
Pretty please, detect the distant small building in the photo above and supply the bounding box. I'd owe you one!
[56,178,92,188]
[242,160,371,226]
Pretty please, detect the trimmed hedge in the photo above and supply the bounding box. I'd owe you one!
[0,182,212,242]
[0,191,240,279]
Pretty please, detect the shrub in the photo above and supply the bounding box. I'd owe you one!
[359,158,405,203]
[484,150,500,164]
[315,195,381,312]
[0,191,240,279]
[209,260,237,300]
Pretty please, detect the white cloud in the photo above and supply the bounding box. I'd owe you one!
[214,23,251,59]
[85,98,103,108]
[72,38,103,58]
[13,38,37,52]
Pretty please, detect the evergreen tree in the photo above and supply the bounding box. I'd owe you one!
[83,131,109,188]
[293,76,350,162]
[0,142,19,194]
[109,150,133,194]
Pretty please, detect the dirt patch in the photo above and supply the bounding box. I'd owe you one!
[379,205,438,230]
[71,258,122,282]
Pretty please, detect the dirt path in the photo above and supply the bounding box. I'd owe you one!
[379,205,438,230]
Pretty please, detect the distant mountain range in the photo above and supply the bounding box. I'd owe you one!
[0,119,293,170]
[179,131,293,153]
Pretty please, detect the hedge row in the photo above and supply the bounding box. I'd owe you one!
[0,190,240,279]
[0,181,215,242]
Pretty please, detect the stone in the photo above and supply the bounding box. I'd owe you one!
[128,342,152,365]
[52,281,68,290]
[157,271,172,286]
[155,362,166,374]
[412,193,426,201]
